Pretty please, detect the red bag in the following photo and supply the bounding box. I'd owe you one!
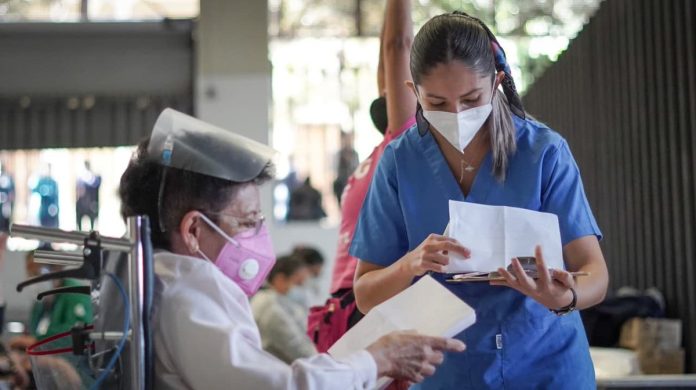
[307,290,356,353]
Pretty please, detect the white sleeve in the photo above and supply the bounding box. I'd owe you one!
[159,280,377,390]
[291,350,377,390]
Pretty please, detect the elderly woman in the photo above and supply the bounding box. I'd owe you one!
[118,109,465,390]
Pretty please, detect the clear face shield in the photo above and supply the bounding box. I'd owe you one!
[146,108,277,232]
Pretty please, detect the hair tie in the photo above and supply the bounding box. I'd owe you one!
[491,41,511,76]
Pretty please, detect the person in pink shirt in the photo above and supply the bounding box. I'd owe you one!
[329,0,417,322]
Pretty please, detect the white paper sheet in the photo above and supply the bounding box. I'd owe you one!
[328,275,476,388]
[445,200,564,273]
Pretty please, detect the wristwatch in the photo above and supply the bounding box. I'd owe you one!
[550,287,577,316]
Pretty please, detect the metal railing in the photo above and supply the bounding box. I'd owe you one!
[11,216,151,389]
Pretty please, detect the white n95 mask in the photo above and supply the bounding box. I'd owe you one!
[423,103,492,152]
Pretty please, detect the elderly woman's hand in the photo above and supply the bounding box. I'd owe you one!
[365,330,466,383]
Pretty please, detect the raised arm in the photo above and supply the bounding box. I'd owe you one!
[383,0,416,133]
[377,22,385,96]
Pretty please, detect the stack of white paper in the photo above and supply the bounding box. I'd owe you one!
[445,200,564,274]
[329,275,476,387]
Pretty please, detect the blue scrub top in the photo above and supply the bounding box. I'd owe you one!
[350,116,601,390]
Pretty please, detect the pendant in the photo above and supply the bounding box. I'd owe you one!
[459,159,476,184]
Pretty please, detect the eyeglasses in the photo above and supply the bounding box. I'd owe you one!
[206,211,266,236]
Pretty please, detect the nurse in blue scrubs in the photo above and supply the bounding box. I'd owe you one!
[351,11,609,390]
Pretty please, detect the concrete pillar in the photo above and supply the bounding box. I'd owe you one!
[196,0,270,145]
[196,0,273,216]
[195,0,338,300]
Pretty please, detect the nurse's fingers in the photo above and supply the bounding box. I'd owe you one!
[418,253,448,273]
[431,241,471,258]
[429,234,459,242]
[551,269,575,289]
[423,240,462,252]
[511,258,537,291]
[422,262,447,274]
[425,252,450,266]
[534,246,553,288]
[495,267,517,286]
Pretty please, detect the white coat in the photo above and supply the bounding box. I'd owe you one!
[152,251,377,390]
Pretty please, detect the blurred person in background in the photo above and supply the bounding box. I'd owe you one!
[29,164,59,229]
[324,0,417,336]
[0,234,6,335]
[287,178,326,221]
[75,161,101,231]
[251,255,317,363]
[0,162,15,234]
[333,132,359,206]
[291,246,326,309]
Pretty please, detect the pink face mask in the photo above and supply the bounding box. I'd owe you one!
[197,213,276,296]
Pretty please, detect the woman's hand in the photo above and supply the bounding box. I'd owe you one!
[399,234,470,276]
[366,331,466,383]
[490,245,576,310]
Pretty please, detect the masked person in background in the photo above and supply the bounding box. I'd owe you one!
[290,246,325,309]
[251,256,316,363]
[0,162,15,234]
[0,234,6,335]
[327,0,417,335]
[118,109,466,390]
[29,164,59,229]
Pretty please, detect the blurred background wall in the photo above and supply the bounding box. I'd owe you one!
[524,0,696,373]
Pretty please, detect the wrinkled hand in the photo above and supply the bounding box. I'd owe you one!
[366,330,466,383]
[490,245,576,310]
[401,234,470,276]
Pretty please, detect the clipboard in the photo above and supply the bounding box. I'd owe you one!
[446,271,591,283]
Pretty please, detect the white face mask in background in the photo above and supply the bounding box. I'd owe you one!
[286,285,307,307]
[303,277,321,295]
